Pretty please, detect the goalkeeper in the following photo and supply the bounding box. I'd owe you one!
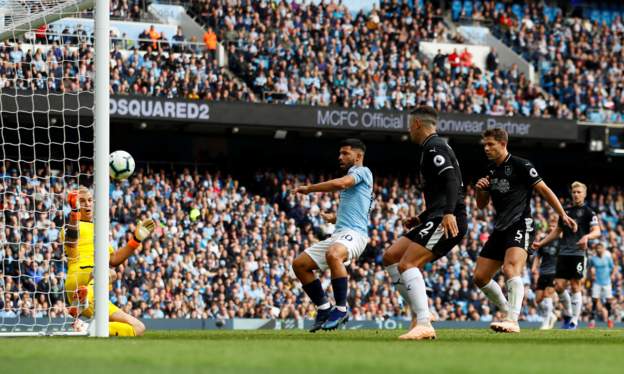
[61,186,155,336]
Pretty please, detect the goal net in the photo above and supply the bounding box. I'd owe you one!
[0,0,106,336]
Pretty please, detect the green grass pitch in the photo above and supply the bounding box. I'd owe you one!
[1,329,623,374]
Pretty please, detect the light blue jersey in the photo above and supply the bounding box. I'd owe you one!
[591,253,614,286]
[335,165,373,235]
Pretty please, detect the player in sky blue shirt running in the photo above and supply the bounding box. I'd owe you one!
[292,139,373,332]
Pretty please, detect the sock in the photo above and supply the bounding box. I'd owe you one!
[386,263,416,318]
[302,279,330,310]
[571,291,582,325]
[480,279,509,315]
[331,277,348,311]
[506,276,524,322]
[540,297,553,326]
[605,300,612,321]
[558,289,572,317]
[591,298,598,321]
[109,322,136,337]
[401,267,430,326]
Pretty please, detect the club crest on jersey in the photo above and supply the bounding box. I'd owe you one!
[576,209,584,218]
[490,178,510,193]
[504,165,512,176]
[529,168,538,178]
[433,155,445,167]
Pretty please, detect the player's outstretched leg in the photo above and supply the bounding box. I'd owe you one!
[292,253,331,333]
[397,243,436,341]
[322,244,351,331]
[110,310,145,337]
[474,257,509,330]
[383,238,417,328]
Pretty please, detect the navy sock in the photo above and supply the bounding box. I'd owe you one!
[331,277,348,308]
[302,279,328,307]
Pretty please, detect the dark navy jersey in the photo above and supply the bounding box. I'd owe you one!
[485,154,542,231]
[538,239,558,275]
[558,204,599,257]
[416,134,466,220]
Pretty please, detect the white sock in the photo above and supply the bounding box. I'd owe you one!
[540,297,553,326]
[506,276,524,322]
[558,290,572,317]
[480,279,509,315]
[386,263,416,318]
[571,292,582,325]
[318,302,331,311]
[400,267,430,326]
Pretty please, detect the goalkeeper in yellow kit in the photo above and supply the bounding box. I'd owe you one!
[62,186,154,336]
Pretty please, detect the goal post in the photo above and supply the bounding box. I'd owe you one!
[93,0,109,338]
[0,0,109,337]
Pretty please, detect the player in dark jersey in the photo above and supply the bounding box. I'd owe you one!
[531,214,559,330]
[473,128,577,333]
[382,106,467,340]
[532,181,600,329]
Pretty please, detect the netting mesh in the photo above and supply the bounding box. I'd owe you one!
[0,0,95,335]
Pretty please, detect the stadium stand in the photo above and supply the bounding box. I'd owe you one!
[465,1,624,123]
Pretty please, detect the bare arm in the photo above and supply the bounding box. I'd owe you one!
[533,181,577,231]
[476,190,490,209]
[109,219,155,267]
[109,243,139,267]
[533,226,562,248]
[475,177,490,209]
[296,175,356,194]
[586,225,601,241]
[577,224,601,250]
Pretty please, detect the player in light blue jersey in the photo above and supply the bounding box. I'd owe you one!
[292,138,373,332]
[589,243,616,328]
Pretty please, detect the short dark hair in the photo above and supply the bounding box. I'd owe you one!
[482,128,508,143]
[340,138,366,153]
[409,106,438,126]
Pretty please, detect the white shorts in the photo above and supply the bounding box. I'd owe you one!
[304,229,368,271]
[591,284,612,299]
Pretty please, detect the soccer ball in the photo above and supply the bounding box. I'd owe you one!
[109,150,135,180]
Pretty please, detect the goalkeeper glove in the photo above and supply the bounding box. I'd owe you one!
[128,219,155,249]
[67,190,81,221]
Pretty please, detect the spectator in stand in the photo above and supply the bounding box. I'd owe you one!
[486,47,499,72]
[203,27,217,58]
[460,47,473,75]
[172,27,186,53]
[449,48,461,78]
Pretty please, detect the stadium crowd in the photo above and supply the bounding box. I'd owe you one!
[0,0,582,119]
[1,165,622,323]
[474,1,624,123]
[192,0,569,118]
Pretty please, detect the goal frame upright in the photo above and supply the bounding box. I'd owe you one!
[93,0,110,338]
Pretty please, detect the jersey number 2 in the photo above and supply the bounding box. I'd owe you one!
[419,221,434,238]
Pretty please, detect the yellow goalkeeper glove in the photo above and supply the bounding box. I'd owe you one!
[128,219,155,249]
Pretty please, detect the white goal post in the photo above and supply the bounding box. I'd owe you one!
[0,0,109,337]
